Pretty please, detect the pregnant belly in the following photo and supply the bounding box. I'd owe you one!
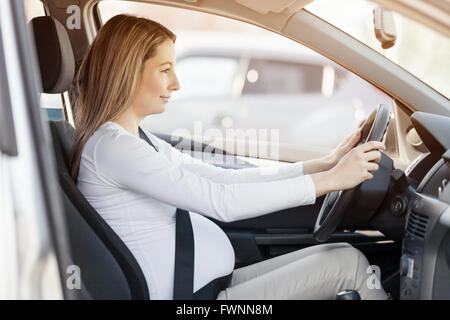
[189,212,235,291]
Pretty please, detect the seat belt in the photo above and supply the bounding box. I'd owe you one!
[138,127,159,152]
[174,208,195,299]
[138,127,232,300]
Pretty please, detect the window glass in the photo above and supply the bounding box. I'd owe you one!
[173,56,239,100]
[243,59,322,95]
[24,0,65,121]
[40,94,64,120]
[97,1,393,162]
[305,0,450,99]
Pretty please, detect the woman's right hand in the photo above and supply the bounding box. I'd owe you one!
[329,141,386,191]
[311,141,386,198]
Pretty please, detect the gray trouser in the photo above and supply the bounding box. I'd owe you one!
[217,242,387,300]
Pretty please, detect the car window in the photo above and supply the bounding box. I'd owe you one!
[173,56,240,100]
[243,59,322,95]
[97,1,393,163]
[305,0,450,99]
[24,0,65,121]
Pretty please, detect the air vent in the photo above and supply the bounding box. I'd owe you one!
[406,211,429,239]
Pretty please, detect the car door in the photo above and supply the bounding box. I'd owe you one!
[0,0,74,299]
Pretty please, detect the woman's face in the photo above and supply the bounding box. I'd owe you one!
[131,39,180,117]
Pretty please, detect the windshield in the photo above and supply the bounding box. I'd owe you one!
[305,0,450,99]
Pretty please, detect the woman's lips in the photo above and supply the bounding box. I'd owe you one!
[160,96,170,103]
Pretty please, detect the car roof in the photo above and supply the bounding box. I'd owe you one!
[232,0,449,38]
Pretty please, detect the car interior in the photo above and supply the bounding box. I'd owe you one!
[0,0,449,300]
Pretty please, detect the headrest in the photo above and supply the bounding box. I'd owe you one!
[30,16,75,93]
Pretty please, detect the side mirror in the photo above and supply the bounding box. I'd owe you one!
[373,6,397,49]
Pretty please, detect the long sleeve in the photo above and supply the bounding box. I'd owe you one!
[147,130,306,184]
[94,132,316,223]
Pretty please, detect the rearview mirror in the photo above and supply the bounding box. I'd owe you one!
[373,6,397,49]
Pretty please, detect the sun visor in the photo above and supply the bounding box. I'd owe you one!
[233,0,314,14]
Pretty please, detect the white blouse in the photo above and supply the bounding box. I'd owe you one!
[77,121,316,299]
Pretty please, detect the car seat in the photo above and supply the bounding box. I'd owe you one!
[30,16,149,300]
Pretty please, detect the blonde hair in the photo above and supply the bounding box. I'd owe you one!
[68,14,176,181]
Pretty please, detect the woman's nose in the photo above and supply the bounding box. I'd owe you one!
[170,73,180,92]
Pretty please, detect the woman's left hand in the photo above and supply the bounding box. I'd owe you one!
[328,128,362,167]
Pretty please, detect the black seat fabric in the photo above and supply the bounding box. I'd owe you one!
[50,120,150,300]
[59,184,131,300]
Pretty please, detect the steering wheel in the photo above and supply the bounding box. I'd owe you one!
[313,104,391,242]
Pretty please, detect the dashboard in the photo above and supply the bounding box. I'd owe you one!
[400,112,450,300]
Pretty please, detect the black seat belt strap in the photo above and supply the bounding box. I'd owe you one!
[138,127,195,300]
[138,127,159,152]
[173,208,195,300]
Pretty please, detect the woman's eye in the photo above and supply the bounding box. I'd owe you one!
[162,68,170,74]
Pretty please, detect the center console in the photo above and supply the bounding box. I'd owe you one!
[400,152,450,299]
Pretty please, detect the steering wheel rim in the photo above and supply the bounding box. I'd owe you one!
[313,104,391,243]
